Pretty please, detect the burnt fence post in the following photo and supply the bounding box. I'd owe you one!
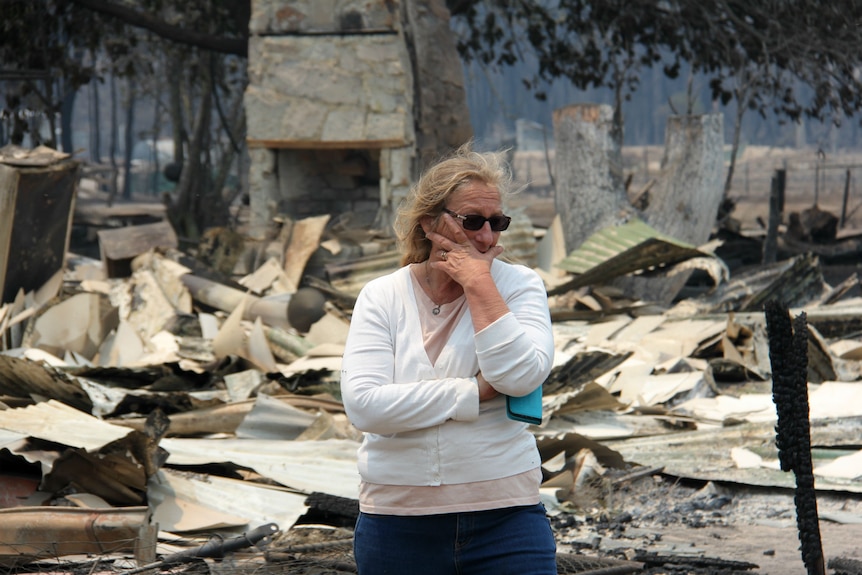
[763,168,786,264]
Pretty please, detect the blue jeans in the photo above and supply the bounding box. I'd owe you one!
[353,504,557,575]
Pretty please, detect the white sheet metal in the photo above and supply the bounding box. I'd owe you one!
[149,469,309,533]
[0,399,129,449]
[160,437,361,499]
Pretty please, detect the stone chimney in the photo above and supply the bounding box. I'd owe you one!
[244,0,472,240]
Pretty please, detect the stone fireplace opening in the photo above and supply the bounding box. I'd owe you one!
[275,148,381,221]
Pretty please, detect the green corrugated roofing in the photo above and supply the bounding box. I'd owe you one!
[549,218,710,295]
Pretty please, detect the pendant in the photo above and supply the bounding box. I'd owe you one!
[432,304,441,315]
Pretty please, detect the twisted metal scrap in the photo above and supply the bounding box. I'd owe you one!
[764,300,825,575]
[125,523,279,574]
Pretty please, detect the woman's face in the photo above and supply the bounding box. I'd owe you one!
[437,181,505,254]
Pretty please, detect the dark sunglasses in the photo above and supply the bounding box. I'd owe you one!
[443,208,511,232]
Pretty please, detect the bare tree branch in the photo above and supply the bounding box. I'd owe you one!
[68,0,248,57]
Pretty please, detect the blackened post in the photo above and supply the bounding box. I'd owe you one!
[841,168,850,229]
[763,168,786,264]
[764,300,826,575]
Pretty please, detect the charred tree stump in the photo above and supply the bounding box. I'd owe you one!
[552,104,631,255]
[640,114,725,245]
[621,114,725,303]
[764,300,826,575]
[553,106,725,304]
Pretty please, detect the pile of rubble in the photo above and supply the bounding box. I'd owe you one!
[2,184,862,574]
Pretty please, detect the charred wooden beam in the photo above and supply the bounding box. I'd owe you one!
[764,300,826,575]
[739,253,825,312]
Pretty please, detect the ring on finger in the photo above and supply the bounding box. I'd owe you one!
[440,250,448,260]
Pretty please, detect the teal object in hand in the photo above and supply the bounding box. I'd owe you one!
[506,386,543,425]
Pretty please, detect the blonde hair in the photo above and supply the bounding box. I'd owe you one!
[394,143,514,266]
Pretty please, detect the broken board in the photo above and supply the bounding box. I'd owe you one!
[0,148,80,304]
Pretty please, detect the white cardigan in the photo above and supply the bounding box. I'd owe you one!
[340,259,554,486]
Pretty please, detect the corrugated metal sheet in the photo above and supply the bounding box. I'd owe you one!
[160,437,361,500]
[326,249,401,298]
[551,218,709,294]
[558,218,698,274]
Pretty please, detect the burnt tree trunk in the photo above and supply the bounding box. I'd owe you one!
[552,104,631,254]
[121,81,136,200]
[88,74,101,163]
[167,47,186,169]
[60,87,76,154]
[170,51,219,242]
[108,72,120,206]
[402,0,473,172]
[725,78,750,194]
[619,114,725,304]
[553,107,725,304]
[88,48,102,163]
[642,114,725,243]
[212,84,246,209]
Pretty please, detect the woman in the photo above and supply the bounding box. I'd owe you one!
[340,144,557,575]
